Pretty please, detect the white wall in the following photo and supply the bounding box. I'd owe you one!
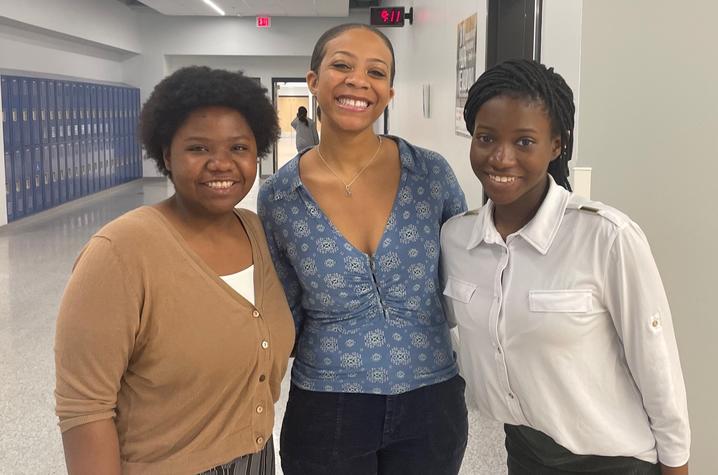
[578,1,717,471]
[381,0,488,208]
[382,0,580,208]
[0,0,141,53]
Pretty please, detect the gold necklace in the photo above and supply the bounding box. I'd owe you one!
[315,137,383,197]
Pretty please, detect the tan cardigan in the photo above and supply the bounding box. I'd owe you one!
[55,206,295,475]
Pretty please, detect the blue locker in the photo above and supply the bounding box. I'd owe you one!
[40,80,49,144]
[1,77,9,149]
[79,139,88,196]
[4,150,13,222]
[64,82,73,140]
[12,148,24,218]
[98,136,106,190]
[134,88,141,179]
[20,78,31,146]
[47,80,57,143]
[103,137,111,189]
[91,139,100,193]
[32,145,43,211]
[9,78,22,147]
[23,146,34,214]
[71,141,80,200]
[55,81,64,142]
[50,143,60,206]
[58,142,67,203]
[29,79,41,145]
[111,136,118,186]
[84,84,92,141]
[42,144,51,209]
[88,85,96,139]
[71,83,79,139]
[78,83,86,138]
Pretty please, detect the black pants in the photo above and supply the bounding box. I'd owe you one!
[505,425,661,475]
[280,375,469,475]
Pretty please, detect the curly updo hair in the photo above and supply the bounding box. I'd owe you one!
[140,66,279,178]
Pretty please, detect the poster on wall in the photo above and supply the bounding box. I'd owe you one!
[455,13,477,137]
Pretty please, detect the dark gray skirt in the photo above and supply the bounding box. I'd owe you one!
[198,437,275,475]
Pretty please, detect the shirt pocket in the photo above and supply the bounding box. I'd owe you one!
[443,276,478,304]
[529,289,593,313]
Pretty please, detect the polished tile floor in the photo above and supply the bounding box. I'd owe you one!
[0,174,505,474]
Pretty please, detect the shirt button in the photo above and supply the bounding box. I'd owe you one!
[261,340,269,349]
[508,393,514,399]
[256,436,264,445]
[256,405,264,414]
[651,319,660,328]
[252,309,260,318]
[259,374,266,382]
[497,347,502,354]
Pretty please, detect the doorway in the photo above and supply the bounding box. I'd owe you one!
[262,78,317,178]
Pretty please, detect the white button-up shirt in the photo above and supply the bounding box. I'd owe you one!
[440,177,690,467]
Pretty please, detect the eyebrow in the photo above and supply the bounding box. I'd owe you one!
[332,50,389,66]
[474,124,540,134]
[182,135,253,141]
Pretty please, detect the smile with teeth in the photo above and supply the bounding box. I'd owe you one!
[488,174,517,184]
[337,96,370,109]
[205,180,235,189]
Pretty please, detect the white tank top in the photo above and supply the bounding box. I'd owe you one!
[220,265,255,305]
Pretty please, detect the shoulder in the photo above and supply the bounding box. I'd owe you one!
[393,136,450,167]
[94,206,165,246]
[258,155,301,205]
[442,207,480,234]
[565,194,632,230]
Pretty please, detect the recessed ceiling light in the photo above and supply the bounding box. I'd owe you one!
[201,0,226,16]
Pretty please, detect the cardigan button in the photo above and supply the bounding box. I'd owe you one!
[252,310,260,318]
[256,436,265,446]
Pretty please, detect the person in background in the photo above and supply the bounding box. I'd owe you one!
[291,105,319,152]
[258,23,468,475]
[441,59,690,475]
[54,66,294,475]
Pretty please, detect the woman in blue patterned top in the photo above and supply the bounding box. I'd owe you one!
[258,24,468,475]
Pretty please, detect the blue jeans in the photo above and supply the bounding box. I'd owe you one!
[280,374,469,475]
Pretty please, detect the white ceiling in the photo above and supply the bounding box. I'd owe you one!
[137,0,350,17]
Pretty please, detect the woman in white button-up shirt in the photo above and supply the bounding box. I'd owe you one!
[440,59,690,475]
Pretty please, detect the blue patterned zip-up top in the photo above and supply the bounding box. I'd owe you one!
[258,137,467,395]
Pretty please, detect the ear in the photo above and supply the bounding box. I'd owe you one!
[389,87,395,102]
[162,147,171,172]
[306,70,319,95]
[550,135,562,161]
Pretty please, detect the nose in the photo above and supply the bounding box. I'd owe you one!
[345,69,370,89]
[206,149,234,171]
[488,142,515,167]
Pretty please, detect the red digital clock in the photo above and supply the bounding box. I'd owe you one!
[370,7,413,27]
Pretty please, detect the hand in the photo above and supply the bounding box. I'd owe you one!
[661,462,688,475]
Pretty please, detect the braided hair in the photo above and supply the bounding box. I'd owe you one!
[463,59,575,190]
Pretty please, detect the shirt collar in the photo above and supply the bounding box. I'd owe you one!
[270,135,426,201]
[465,176,571,255]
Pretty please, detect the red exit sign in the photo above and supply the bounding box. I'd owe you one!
[256,16,271,28]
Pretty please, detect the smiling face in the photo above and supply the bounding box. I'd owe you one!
[164,106,257,217]
[307,27,395,134]
[470,94,562,211]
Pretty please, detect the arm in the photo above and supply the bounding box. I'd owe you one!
[62,419,121,475]
[257,184,307,337]
[55,237,141,473]
[290,117,298,130]
[661,463,688,475]
[603,222,691,468]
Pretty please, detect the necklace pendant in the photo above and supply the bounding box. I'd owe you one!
[345,186,352,197]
